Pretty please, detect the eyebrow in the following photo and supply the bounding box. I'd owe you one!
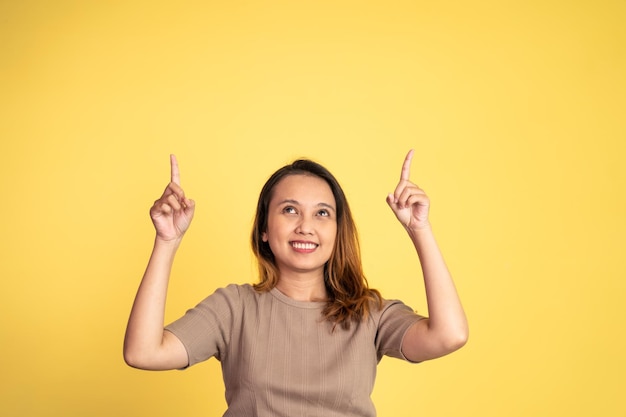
[278,199,336,212]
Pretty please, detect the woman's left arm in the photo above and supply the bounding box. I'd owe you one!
[386,149,469,362]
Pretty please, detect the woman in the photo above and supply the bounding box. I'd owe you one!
[124,150,468,416]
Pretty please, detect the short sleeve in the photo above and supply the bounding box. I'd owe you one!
[374,299,426,362]
[165,284,242,367]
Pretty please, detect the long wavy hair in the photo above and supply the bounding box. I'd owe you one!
[251,159,382,330]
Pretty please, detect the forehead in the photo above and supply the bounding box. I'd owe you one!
[270,174,335,205]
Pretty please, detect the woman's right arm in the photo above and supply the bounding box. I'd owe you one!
[123,155,195,370]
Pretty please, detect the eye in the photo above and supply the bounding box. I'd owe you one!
[282,206,297,214]
[317,209,330,217]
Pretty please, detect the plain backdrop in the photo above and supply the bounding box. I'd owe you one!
[1,1,625,416]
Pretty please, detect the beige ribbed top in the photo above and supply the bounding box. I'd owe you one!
[166,284,423,417]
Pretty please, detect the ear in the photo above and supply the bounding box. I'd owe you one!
[262,231,268,242]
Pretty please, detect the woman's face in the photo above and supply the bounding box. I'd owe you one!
[262,174,338,280]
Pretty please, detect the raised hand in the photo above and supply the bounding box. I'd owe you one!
[386,149,431,232]
[149,155,196,241]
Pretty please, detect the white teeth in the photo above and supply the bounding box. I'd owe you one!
[292,242,317,250]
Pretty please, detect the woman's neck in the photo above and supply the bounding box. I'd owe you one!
[275,273,328,302]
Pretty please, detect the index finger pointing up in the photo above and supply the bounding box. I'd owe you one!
[170,154,181,185]
[400,149,414,181]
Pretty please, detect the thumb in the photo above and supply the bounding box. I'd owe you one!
[386,193,397,210]
[184,198,196,214]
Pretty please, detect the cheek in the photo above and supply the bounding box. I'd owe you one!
[325,223,338,243]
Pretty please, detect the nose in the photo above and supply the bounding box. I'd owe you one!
[295,216,314,235]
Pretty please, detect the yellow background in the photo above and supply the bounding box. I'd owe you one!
[1,1,624,416]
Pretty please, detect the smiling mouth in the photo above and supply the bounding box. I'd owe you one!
[291,242,318,250]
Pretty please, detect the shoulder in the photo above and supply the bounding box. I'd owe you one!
[207,283,258,298]
[217,283,254,296]
[201,283,272,309]
[369,297,424,326]
[191,283,257,310]
[369,297,425,360]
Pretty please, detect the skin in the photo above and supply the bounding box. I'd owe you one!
[123,150,468,370]
[387,150,468,362]
[262,174,338,302]
[123,155,192,370]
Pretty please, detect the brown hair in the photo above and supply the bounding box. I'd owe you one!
[251,159,382,330]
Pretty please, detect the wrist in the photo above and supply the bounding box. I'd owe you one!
[154,235,184,249]
[406,222,434,241]
[406,221,432,234]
